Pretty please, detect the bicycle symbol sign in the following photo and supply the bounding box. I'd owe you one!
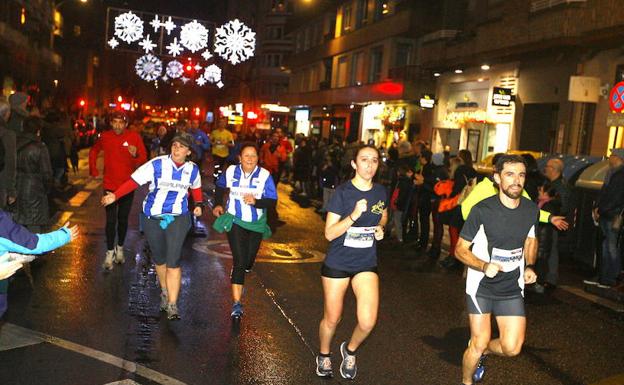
[609,81,624,113]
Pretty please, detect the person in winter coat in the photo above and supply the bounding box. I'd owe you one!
[0,99,16,210]
[42,109,72,188]
[293,138,313,195]
[426,152,449,259]
[14,117,53,232]
[260,131,287,186]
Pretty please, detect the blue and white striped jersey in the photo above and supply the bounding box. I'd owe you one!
[216,164,277,222]
[131,155,201,217]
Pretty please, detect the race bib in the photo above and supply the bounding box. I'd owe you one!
[229,186,262,200]
[491,247,523,272]
[343,226,376,248]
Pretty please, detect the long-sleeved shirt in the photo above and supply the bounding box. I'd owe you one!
[188,128,211,159]
[89,129,147,191]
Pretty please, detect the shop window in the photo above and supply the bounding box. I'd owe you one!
[350,52,365,86]
[368,46,384,83]
[336,56,349,88]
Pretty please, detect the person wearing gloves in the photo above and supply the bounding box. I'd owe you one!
[101,133,203,320]
[212,143,277,320]
[0,209,79,318]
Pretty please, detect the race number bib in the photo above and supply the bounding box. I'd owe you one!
[343,226,376,248]
[491,247,523,272]
[229,186,262,200]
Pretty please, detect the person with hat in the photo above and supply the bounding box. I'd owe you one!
[89,112,147,270]
[7,92,29,133]
[101,132,203,320]
[587,148,624,289]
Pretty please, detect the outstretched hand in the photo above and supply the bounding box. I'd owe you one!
[550,216,569,231]
[63,222,80,241]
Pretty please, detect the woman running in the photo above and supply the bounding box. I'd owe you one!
[101,133,203,320]
[316,144,388,380]
[212,143,277,320]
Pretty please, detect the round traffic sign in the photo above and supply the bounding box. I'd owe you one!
[609,81,624,112]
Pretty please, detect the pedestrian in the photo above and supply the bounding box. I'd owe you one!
[426,152,449,259]
[259,131,287,186]
[7,92,28,133]
[293,137,313,196]
[0,99,17,210]
[389,164,414,244]
[319,156,339,215]
[101,132,203,320]
[0,210,79,318]
[212,143,277,320]
[585,148,624,289]
[455,154,539,385]
[14,117,53,232]
[89,111,147,270]
[69,124,80,173]
[42,108,71,189]
[315,144,387,380]
[188,119,210,166]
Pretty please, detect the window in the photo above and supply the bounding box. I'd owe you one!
[356,0,369,28]
[394,43,411,68]
[368,46,383,83]
[342,5,353,34]
[303,27,311,51]
[264,54,282,67]
[336,56,349,88]
[350,52,364,86]
[373,0,389,21]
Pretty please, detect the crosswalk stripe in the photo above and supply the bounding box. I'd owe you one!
[4,323,187,385]
[104,380,142,385]
[68,191,92,207]
[85,180,102,190]
[53,211,74,227]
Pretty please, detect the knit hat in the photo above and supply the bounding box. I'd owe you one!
[9,92,28,107]
[611,148,624,161]
[432,152,445,166]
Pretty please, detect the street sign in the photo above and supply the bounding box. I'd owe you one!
[492,87,514,107]
[609,81,624,113]
[419,94,435,109]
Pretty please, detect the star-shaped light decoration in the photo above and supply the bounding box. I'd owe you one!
[166,37,183,57]
[138,35,157,53]
[180,76,190,84]
[194,63,203,72]
[162,16,177,35]
[161,75,169,82]
[217,81,224,89]
[201,50,213,61]
[149,15,162,32]
[108,37,119,49]
[196,75,207,87]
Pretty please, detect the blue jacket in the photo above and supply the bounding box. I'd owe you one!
[188,128,211,159]
[0,210,71,294]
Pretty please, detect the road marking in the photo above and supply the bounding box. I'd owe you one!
[589,374,624,385]
[51,210,74,227]
[559,285,624,313]
[0,322,44,351]
[2,323,187,385]
[68,191,92,207]
[85,180,102,190]
[104,380,142,385]
[192,239,325,264]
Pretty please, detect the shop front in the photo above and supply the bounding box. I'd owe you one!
[360,102,419,147]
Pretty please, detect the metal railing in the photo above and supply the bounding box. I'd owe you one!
[530,0,587,13]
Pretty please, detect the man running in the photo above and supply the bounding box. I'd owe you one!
[89,112,147,270]
[455,154,539,385]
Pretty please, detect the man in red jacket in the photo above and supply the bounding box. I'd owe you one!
[89,112,147,270]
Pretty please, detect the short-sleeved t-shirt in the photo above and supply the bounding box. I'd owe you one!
[211,129,234,158]
[460,195,538,299]
[324,181,387,271]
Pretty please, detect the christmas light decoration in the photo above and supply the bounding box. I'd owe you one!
[214,19,256,65]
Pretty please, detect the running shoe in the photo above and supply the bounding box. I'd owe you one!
[102,250,115,270]
[114,245,125,264]
[166,303,180,320]
[231,302,243,319]
[160,291,168,312]
[473,354,486,383]
[315,355,333,378]
[583,277,600,285]
[339,341,357,380]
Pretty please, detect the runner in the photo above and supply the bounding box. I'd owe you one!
[210,119,234,180]
[212,143,277,320]
[455,154,539,385]
[89,112,147,270]
[315,144,387,380]
[101,133,203,320]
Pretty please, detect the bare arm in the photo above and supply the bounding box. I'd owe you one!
[523,236,538,266]
[324,212,356,242]
[455,237,486,272]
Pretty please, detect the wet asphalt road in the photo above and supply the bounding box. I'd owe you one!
[1,154,623,385]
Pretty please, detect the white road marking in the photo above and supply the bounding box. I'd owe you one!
[0,322,44,351]
[2,323,187,385]
[104,380,142,385]
[558,285,624,313]
[85,180,102,190]
[53,210,74,227]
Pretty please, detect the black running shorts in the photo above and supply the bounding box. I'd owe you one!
[321,264,378,279]
[466,295,525,317]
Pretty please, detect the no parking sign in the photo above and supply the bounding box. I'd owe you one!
[609,81,624,112]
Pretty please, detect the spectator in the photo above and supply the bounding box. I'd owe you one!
[586,148,624,289]
[0,99,16,210]
[42,109,72,189]
[390,164,414,243]
[427,152,449,259]
[14,117,53,232]
[7,92,28,133]
[260,131,287,186]
[188,119,210,166]
[293,137,313,196]
[319,156,339,215]
[521,153,545,201]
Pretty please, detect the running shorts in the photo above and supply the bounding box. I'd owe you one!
[321,264,378,279]
[466,295,525,317]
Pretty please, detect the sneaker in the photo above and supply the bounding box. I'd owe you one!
[339,341,357,380]
[160,291,168,312]
[473,354,486,383]
[315,355,333,378]
[102,250,115,270]
[166,303,180,320]
[114,245,125,264]
[231,302,243,319]
[583,277,600,285]
[597,283,613,289]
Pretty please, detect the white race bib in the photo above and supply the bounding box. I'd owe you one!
[229,186,262,200]
[491,247,523,272]
[343,226,376,248]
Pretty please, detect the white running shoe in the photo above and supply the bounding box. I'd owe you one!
[102,250,115,270]
[114,245,125,264]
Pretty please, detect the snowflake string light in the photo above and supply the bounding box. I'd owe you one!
[138,35,157,53]
[194,63,203,72]
[108,38,119,49]
[196,75,207,87]
[162,16,177,35]
[166,38,184,57]
[114,11,144,43]
[135,54,163,81]
[201,50,213,61]
[214,19,256,65]
[204,64,222,83]
[216,81,224,89]
[180,76,190,84]
[180,20,209,53]
[161,75,169,82]
[149,15,162,32]
[166,60,184,79]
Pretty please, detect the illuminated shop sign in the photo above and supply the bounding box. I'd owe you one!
[492,87,514,107]
[419,94,435,109]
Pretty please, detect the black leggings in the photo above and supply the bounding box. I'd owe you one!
[105,190,134,250]
[226,223,262,285]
